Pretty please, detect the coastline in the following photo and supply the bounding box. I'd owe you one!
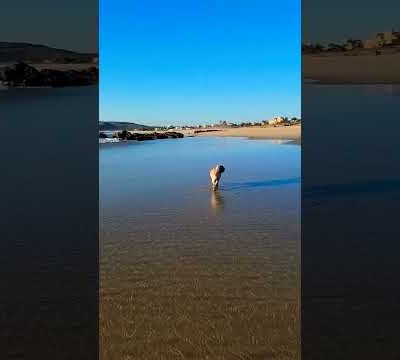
[303,53,400,84]
[99,125,301,145]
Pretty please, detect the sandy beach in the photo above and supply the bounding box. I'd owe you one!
[303,53,400,84]
[188,125,301,143]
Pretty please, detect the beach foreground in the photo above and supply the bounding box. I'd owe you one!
[100,137,300,359]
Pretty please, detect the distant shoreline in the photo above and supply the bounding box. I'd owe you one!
[99,125,302,144]
[99,125,301,145]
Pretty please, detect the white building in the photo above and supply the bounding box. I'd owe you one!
[363,31,400,49]
[268,116,288,125]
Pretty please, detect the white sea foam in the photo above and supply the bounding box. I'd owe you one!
[99,138,120,144]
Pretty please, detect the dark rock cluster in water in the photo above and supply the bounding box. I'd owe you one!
[193,129,221,134]
[100,130,184,141]
[0,62,98,87]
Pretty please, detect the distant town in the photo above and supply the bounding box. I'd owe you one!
[303,29,400,54]
[152,116,301,131]
[100,116,301,132]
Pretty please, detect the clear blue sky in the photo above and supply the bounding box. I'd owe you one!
[100,0,300,125]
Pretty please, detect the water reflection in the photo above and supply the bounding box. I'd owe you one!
[210,190,225,213]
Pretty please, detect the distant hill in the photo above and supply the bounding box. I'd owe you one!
[0,42,97,63]
[99,122,155,131]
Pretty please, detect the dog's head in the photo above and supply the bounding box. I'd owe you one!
[218,165,225,173]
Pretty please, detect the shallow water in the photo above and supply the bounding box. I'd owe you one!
[100,136,300,359]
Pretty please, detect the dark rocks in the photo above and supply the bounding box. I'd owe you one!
[0,62,98,87]
[39,67,98,87]
[116,130,130,140]
[194,129,221,134]
[165,131,184,138]
[135,134,154,141]
[154,133,168,139]
[115,130,184,141]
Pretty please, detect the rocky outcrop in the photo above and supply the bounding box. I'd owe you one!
[0,62,98,87]
[114,130,184,141]
[194,129,221,134]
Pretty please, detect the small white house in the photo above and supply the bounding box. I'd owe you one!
[268,116,288,125]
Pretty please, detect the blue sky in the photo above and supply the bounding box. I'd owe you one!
[100,0,300,125]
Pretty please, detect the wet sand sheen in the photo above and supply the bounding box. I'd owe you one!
[100,137,300,359]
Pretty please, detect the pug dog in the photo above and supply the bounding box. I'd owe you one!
[209,165,225,191]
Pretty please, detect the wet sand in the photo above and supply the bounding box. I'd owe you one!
[303,53,400,84]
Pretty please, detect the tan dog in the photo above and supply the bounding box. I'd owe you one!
[209,165,225,191]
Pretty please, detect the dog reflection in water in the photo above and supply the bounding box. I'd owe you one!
[209,165,225,191]
[210,190,224,212]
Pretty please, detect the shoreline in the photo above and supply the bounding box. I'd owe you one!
[99,125,301,145]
